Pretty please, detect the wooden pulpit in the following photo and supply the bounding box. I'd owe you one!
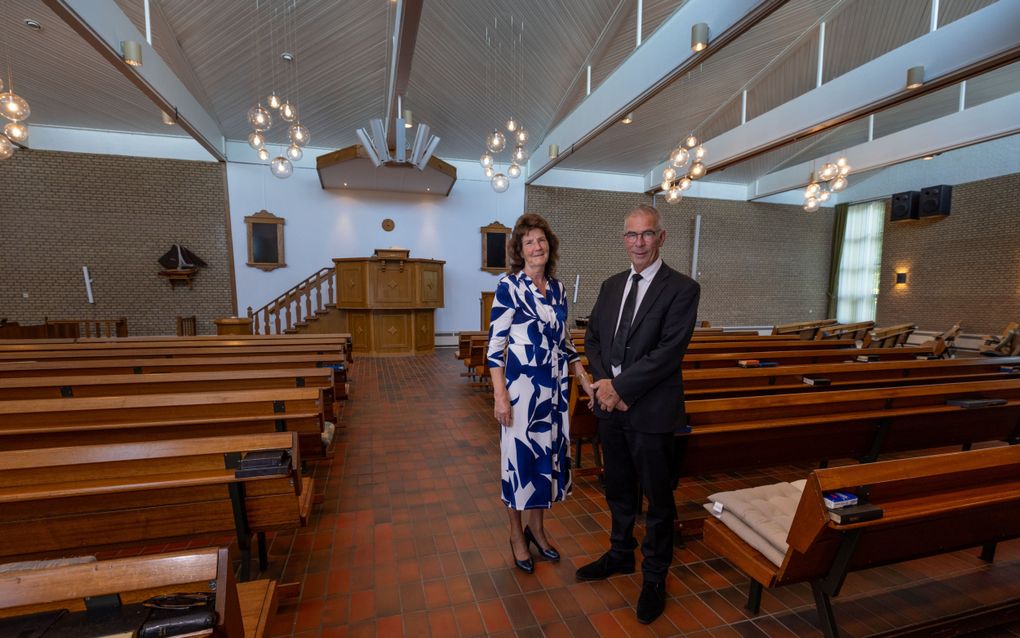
[334,249,445,354]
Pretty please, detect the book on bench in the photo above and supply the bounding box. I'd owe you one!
[802,376,831,386]
[829,502,884,525]
[737,359,760,368]
[945,398,1009,409]
[856,355,880,362]
[235,449,291,478]
[823,491,857,509]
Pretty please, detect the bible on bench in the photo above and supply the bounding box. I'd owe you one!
[235,449,291,478]
[828,502,884,525]
[945,398,1009,409]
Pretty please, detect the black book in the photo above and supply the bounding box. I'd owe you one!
[856,354,879,362]
[0,609,67,638]
[235,464,291,478]
[829,502,884,525]
[802,376,831,386]
[239,449,290,469]
[946,398,1008,409]
[138,608,217,638]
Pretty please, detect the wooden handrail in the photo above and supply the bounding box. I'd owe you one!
[248,267,334,335]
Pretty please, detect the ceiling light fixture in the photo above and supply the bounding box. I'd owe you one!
[906,65,925,89]
[481,15,529,192]
[621,112,634,124]
[161,110,176,126]
[660,131,709,204]
[404,109,413,129]
[121,40,143,67]
[0,45,32,159]
[244,1,310,178]
[803,156,851,210]
[23,19,42,31]
[691,23,709,52]
[548,144,559,159]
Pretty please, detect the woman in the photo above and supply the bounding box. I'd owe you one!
[487,213,593,574]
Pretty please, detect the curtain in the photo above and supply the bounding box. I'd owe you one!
[835,200,885,323]
[825,203,849,318]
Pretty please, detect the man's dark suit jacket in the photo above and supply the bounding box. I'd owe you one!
[585,262,700,434]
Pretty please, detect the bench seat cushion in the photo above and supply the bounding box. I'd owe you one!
[704,479,805,567]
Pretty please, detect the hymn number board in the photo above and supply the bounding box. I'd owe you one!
[245,210,286,271]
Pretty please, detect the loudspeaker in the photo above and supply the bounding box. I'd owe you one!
[918,184,952,217]
[890,191,919,221]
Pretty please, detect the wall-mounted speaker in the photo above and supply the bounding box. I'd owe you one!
[890,191,919,221]
[918,184,952,217]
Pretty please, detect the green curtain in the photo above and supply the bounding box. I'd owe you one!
[826,203,849,319]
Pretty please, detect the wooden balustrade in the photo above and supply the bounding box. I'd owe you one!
[248,267,334,335]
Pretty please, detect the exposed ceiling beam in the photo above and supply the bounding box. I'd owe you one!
[525,0,789,184]
[385,0,424,148]
[646,0,1020,192]
[542,0,632,139]
[750,89,1020,200]
[42,0,226,161]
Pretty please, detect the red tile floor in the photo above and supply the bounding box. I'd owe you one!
[264,352,1020,637]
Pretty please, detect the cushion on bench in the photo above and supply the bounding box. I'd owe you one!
[704,479,805,567]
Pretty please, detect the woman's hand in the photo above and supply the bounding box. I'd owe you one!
[494,391,513,427]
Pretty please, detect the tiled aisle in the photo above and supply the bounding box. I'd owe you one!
[268,352,1020,637]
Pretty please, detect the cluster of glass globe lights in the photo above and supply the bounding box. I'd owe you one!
[246,90,310,179]
[802,158,851,211]
[480,118,530,192]
[0,78,31,160]
[659,134,708,204]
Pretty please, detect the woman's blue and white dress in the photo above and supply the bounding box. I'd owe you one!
[487,272,579,510]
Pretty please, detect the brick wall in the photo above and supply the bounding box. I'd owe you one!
[877,172,1020,335]
[524,185,834,326]
[0,149,233,336]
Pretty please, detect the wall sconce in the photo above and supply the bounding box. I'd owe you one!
[548,143,559,159]
[895,272,908,285]
[691,23,709,52]
[906,65,924,89]
[121,40,143,67]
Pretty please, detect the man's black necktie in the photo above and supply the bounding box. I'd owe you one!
[610,273,642,367]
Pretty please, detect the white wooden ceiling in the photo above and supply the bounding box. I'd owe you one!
[2,0,1011,189]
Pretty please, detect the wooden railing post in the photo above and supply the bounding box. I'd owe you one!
[305,283,313,319]
[294,290,303,325]
[284,304,292,332]
[327,272,335,307]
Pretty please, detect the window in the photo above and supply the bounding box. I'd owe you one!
[835,200,885,322]
[244,210,286,271]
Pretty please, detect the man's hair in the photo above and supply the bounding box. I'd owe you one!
[625,204,662,231]
[507,213,559,277]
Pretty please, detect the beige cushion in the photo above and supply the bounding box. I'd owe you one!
[705,479,806,567]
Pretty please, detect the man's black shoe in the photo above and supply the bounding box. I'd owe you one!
[575,552,635,581]
[636,581,666,624]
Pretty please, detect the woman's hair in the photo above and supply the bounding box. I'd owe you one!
[507,213,559,277]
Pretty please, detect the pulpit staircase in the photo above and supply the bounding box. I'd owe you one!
[247,267,336,335]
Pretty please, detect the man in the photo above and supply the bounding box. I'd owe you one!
[576,204,700,624]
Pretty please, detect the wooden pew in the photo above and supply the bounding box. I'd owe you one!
[0,367,340,422]
[682,356,1020,399]
[685,339,856,354]
[0,352,343,384]
[814,320,874,341]
[0,343,343,363]
[0,547,263,638]
[677,378,1020,477]
[0,387,328,459]
[980,322,1020,357]
[682,345,934,369]
[703,445,1020,638]
[863,322,916,348]
[772,319,837,340]
[0,332,356,363]
[568,375,601,475]
[0,432,313,581]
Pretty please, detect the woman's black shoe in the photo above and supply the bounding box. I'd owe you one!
[524,526,560,561]
[509,540,534,574]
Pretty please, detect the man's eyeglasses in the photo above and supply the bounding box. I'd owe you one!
[623,230,661,242]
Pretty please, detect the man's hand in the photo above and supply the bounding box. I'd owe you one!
[593,379,626,412]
